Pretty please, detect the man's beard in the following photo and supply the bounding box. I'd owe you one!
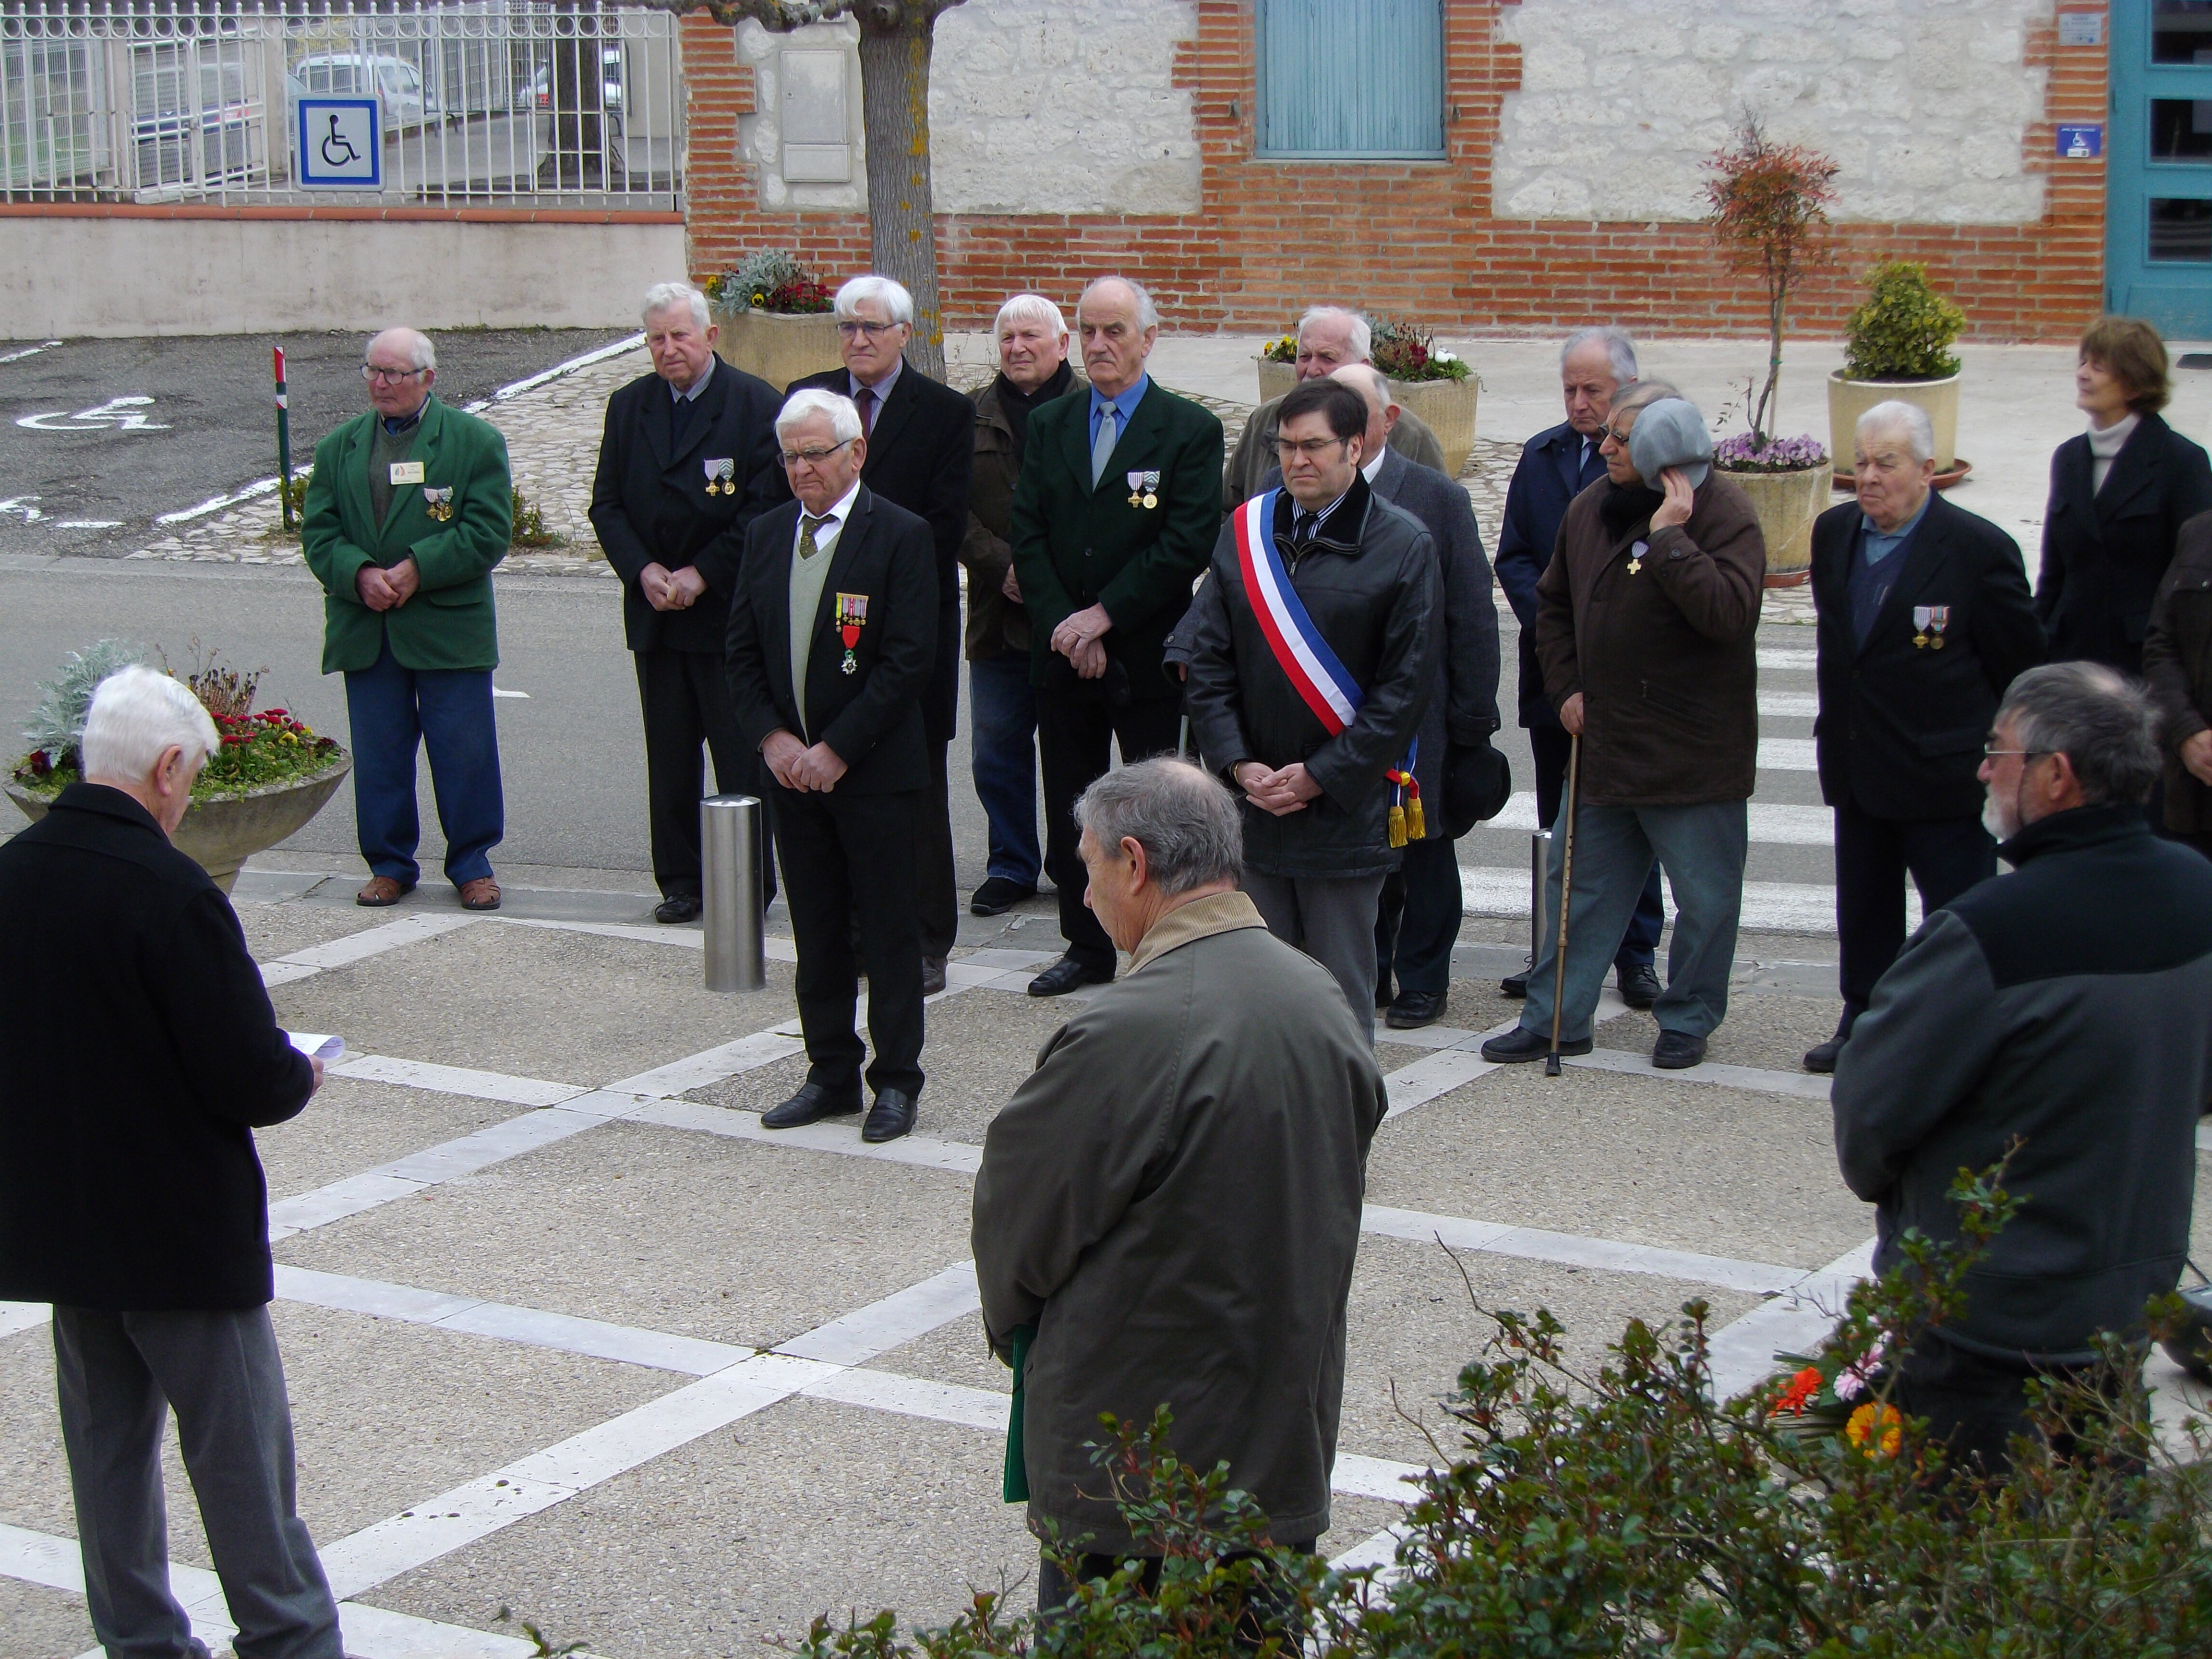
[1983,785,2020,844]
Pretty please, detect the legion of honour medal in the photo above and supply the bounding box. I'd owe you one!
[835,592,868,674]
[704,457,734,496]
[422,485,455,523]
[1127,470,1161,510]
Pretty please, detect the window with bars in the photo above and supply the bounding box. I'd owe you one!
[1255,0,1445,161]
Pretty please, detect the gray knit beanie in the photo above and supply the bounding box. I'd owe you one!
[1628,397,1712,490]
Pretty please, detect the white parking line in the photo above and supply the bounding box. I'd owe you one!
[1482,793,1834,845]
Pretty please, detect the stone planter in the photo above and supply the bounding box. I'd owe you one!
[1252,358,1479,477]
[1255,356,1296,403]
[1827,369,1961,482]
[1720,465,1828,588]
[5,756,351,893]
[713,309,842,393]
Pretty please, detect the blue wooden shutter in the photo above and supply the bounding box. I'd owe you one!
[1256,0,1444,159]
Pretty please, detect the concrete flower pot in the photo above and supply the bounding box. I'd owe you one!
[5,756,351,893]
[1252,359,1479,478]
[713,309,843,393]
[1827,369,1961,482]
[1255,356,1296,403]
[1720,465,1828,589]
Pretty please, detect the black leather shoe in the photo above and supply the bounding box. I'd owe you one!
[760,1082,862,1129]
[1652,1030,1707,1070]
[1385,989,1446,1030]
[1500,970,1529,998]
[1803,1037,1844,1074]
[1028,954,1113,997]
[921,955,948,997]
[1616,962,1661,1010]
[654,894,702,925]
[969,877,1036,917]
[862,1087,917,1142]
[1375,979,1395,1011]
[1480,1025,1592,1063]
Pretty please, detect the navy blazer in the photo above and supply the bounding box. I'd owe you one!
[1811,492,2044,821]
[2036,411,2212,677]
[1494,419,1607,728]
[724,486,938,795]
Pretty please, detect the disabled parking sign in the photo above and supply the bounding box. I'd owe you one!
[297,98,381,187]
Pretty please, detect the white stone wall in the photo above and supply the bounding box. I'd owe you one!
[1492,0,2050,225]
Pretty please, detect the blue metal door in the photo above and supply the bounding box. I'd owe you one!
[2109,3,2212,335]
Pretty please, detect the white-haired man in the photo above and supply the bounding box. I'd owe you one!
[1010,275,1225,996]
[302,325,513,912]
[1222,305,1449,508]
[591,283,785,924]
[725,389,939,1143]
[0,665,343,1659]
[783,275,974,994]
[1803,400,2044,1072]
[961,292,1082,916]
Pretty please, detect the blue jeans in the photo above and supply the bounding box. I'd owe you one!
[344,635,505,887]
[1518,801,1747,1044]
[968,650,1041,889]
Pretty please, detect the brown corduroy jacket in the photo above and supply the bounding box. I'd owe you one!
[2142,510,2212,834]
[1535,472,1767,806]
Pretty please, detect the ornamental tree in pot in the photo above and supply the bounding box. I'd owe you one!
[1828,258,1968,483]
[706,250,844,391]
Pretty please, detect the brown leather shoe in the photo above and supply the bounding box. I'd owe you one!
[457,877,502,911]
[356,875,414,907]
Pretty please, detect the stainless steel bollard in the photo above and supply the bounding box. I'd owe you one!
[701,794,767,992]
[1528,828,1551,972]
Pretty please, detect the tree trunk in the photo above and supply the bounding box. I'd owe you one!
[856,8,944,378]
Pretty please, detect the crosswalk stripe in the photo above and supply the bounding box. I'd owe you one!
[1760,647,1818,670]
[1760,691,1820,718]
[1482,793,1833,845]
[1456,865,1921,935]
[1759,737,1817,770]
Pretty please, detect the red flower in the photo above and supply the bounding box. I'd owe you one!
[1774,1365,1822,1415]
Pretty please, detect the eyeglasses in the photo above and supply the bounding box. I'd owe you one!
[1599,423,1634,446]
[781,438,855,467]
[361,364,428,383]
[1982,745,2051,760]
[835,320,901,339]
[1274,436,1348,460]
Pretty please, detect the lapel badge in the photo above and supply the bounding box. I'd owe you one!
[704,457,734,497]
[422,485,455,523]
[1626,539,1648,576]
[1126,470,1161,510]
[834,591,868,675]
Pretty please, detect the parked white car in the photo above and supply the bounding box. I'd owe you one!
[286,54,440,133]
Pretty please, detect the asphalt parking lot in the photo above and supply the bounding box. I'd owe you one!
[0,329,634,559]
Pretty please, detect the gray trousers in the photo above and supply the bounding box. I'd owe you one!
[52,1304,342,1659]
[1242,870,1389,1045]
[1517,800,1747,1045]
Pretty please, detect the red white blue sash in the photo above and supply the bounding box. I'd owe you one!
[1232,489,1362,733]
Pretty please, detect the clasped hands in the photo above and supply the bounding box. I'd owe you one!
[1234,759,1322,817]
[761,729,848,793]
[1050,602,1112,680]
[354,557,420,613]
[2183,729,2212,788]
[641,562,708,612]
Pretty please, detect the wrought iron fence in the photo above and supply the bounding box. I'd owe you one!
[1,1,684,208]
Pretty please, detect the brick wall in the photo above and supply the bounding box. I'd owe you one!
[682,2,2108,344]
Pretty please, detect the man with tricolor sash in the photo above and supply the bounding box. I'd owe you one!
[1183,377,1438,1041]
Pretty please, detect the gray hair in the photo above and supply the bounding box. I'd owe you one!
[994,292,1068,339]
[1608,378,1682,421]
[1855,399,1936,464]
[1299,305,1372,361]
[80,665,219,781]
[1073,757,1243,896]
[641,281,711,332]
[1999,662,2162,807]
[775,387,863,445]
[1078,275,1160,332]
[834,274,915,328]
[1561,325,1638,385]
[369,327,435,373]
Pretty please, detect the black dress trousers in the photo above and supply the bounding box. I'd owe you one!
[917,739,958,958]
[1833,796,1995,1016]
[770,780,926,1097]
[1035,689,1182,969]
[635,648,776,906]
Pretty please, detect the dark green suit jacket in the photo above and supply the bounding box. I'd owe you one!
[301,396,513,673]
[1009,377,1224,702]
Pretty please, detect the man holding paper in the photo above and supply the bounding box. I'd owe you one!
[0,666,344,1659]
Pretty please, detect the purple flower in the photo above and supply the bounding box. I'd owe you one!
[1713,431,1830,472]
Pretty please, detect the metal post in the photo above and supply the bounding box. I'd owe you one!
[274,345,293,532]
[1528,828,1550,976]
[701,794,766,992]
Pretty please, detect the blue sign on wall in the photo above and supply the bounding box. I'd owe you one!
[296,98,382,187]
[2056,124,2103,160]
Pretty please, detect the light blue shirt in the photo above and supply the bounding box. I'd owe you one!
[1088,373,1150,452]
[670,354,715,404]
[1861,492,1931,566]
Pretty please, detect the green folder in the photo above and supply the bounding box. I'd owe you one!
[1002,1324,1034,1503]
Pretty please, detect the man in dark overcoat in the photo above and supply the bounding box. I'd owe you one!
[0,666,342,1659]
[590,282,783,922]
[782,274,974,994]
[1805,400,2044,1073]
[1010,275,1224,997]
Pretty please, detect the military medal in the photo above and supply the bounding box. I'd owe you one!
[1927,604,1949,649]
[1127,469,1160,510]
[704,457,734,497]
[834,591,867,674]
[1626,539,1647,575]
[1912,605,1931,648]
[421,484,455,523]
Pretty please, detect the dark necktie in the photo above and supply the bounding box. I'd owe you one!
[671,390,694,447]
[855,385,876,439]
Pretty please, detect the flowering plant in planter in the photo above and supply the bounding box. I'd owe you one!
[1369,317,1472,384]
[706,250,834,316]
[1260,330,1298,364]
[1712,431,1830,473]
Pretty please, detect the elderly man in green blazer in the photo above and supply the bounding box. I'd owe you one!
[303,327,513,911]
[1010,276,1224,997]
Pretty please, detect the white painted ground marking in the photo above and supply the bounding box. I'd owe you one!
[1757,737,1817,770]
[610,1028,807,1096]
[1359,1204,1801,1296]
[1485,792,1834,845]
[274,912,478,971]
[804,1367,1011,1432]
[1455,867,1895,935]
[777,1260,983,1365]
[492,687,530,699]
[19,395,170,434]
[54,519,123,529]
[329,1053,589,1107]
[153,475,281,524]
[1705,1238,1876,1402]
[0,1299,51,1338]
[0,339,64,364]
[1759,647,1817,670]
[462,333,646,413]
[1758,691,1820,718]
[1566,1047,1834,1103]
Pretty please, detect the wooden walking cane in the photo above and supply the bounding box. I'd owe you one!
[1546,732,1582,1077]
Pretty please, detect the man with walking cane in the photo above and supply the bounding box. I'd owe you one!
[1482,389,1765,1071]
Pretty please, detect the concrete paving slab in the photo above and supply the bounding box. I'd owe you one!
[1594,994,1846,1076]
[357,1397,1040,1656]
[0,1576,93,1659]
[869,1312,1012,1399]
[233,898,399,962]
[255,1078,524,1202]
[1337,1235,1761,1469]
[1362,1064,1873,1273]
[0,1326,74,1539]
[274,1120,976,1351]
[268,923,800,1087]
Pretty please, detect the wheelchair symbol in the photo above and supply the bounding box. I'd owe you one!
[320,114,360,168]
